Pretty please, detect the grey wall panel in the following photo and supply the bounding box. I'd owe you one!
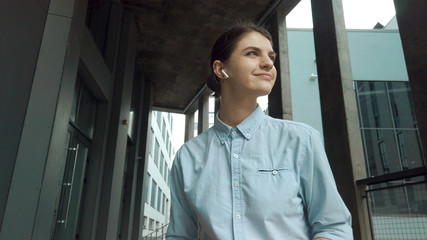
[0,12,72,239]
[31,22,81,239]
[0,0,48,229]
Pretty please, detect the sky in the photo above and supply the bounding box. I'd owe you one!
[286,0,396,29]
[171,0,397,154]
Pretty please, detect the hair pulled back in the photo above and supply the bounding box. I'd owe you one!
[207,22,273,98]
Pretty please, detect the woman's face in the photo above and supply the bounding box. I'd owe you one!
[222,31,277,99]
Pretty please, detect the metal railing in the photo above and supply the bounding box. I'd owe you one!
[143,224,169,240]
[357,167,427,240]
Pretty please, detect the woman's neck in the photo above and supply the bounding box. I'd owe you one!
[219,95,258,128]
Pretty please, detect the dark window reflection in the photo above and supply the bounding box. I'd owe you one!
[357,81,393,128]
[387,82,417,129]
[355,81,425,177]
[363,129,400,175]
[70,77,97,139]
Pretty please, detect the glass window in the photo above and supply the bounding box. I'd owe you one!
[363,129,400,175]
[163,162,168,180]
[356,81,393,128]
[70,78,81,123]
[159,153,164,176]
[76,85,97,138]
[387,82,417,128]
[162,119,166,139]
[154,140,160,166]
[396,130,425,169]
[70,77,97,139]
[162,194,166,214]
[157,111,162,128]
[166,133,169,152]
[355,81,425,177]
[166,169,170,185]
[149,219,154,230]
[157,188,162,211]
[149,128,154,155]
[144,174,151,203]
[151,181,157,208]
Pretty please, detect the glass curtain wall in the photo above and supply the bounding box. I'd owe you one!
[355,81,426,215]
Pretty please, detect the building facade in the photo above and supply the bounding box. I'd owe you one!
[142,111,173,236]
[287,18,426,239]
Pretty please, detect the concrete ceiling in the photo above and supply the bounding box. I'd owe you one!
[122,0,297,113]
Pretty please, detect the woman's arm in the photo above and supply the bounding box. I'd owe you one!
[166,151,199,239]
[300,129,353,240]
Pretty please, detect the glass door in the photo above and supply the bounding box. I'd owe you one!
[54,129,89,239]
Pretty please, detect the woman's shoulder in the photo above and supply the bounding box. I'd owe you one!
[176,127,215,155]
[264,116,318,135]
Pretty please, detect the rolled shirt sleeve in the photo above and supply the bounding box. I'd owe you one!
[299,129,353,240]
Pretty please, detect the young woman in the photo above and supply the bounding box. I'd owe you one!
[167,23,353,240]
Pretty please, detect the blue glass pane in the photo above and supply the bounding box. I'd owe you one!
[356,81,393,128]
[387,82,418,129]
[363,129,401,176]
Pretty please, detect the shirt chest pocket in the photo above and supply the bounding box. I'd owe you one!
[249,167,300,200]
[257,167,289,176]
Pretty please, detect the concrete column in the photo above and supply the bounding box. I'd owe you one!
[267,6,293,120]
[96,10,137,240]
[310,0,371,239]
[185,112,195,142]
[393,0,427,165]
[132,77,153,240]
[198,94,210,134]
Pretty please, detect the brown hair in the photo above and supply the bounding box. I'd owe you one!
[207,22,273,98]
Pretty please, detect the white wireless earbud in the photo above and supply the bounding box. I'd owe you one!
[221,69,229,78]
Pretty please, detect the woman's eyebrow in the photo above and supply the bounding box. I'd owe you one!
[242,46,276,56]
[242,46,260,52]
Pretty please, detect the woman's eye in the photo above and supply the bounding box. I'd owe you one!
[247,51,257,56]
[270,56,276,62]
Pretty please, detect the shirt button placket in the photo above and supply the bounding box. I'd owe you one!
[230,129,244,238]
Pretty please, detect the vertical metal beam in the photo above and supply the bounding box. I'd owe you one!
[198,94,210,134]
[393,0,427,165]
[310,0,371,239]
[132,77,153,240]
[267,6,293,120]
[185,112,195,142]
[97,9,136,240]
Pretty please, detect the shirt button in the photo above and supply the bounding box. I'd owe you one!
[235,214,241,219]
[232,131,236,136]
[272,170,278,175]
[234,181,240,187]
[247,133,251,137]
[233,153,238,158]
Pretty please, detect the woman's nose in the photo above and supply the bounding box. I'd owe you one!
[260,55,274,69]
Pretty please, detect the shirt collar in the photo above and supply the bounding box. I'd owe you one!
[214,105,266,143]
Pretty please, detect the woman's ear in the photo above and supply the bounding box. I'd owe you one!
[213,60,228,79]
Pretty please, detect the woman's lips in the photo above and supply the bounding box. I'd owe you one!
[254,73,273,79]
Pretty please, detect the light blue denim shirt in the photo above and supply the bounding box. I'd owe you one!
[167,106,353,240]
